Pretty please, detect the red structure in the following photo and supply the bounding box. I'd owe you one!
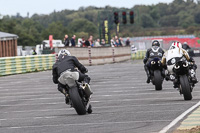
[49,35,53,48]
[148,36,200,49]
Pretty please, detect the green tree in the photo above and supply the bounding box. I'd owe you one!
[68,19,97,36]
[41,21,69,40]
[194,10,200,24]
[141,14,155,28]
[159,15,179,27]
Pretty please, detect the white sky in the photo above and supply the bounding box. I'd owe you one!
[0,0,174,17]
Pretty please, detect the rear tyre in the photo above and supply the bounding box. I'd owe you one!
[154,70,163,91]
[69,87,86,115]
[180,75,192,100]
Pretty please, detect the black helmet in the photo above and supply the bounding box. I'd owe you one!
[152,40,160,47]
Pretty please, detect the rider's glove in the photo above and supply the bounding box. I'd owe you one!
[143,58,147,64]
[82,68,88,74]
[85,68,88,73]
[162,64,167,70]
[189,57,195,63]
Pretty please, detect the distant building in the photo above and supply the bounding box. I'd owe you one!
[0,31,18,57]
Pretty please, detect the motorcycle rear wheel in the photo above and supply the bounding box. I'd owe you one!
[69,86,86,115]
[180,75,192,100]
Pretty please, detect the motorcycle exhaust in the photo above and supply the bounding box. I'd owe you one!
[82,83,93,97]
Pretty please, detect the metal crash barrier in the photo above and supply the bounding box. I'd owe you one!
[0,54,55,76]
[0,48,145,76]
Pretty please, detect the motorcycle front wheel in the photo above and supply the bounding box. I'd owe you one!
[154,70,163,91]
[69,86,86,115]
[180,75,192,100]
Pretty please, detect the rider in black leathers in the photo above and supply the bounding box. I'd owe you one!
[52,49,90,103]
[143,40,165,83]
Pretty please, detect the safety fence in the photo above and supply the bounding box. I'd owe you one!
[131,50,146,60]
[56,47,132,66]
[0,54,55,76]
[0,48,145,76]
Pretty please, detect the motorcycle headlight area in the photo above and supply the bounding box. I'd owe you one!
[151,61,156,64]
[174,65,180,69]
[171,58,176,64]
[183,62,188,67]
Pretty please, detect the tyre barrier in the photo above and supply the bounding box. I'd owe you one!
[0,54,55,76]
[131,50,146,59]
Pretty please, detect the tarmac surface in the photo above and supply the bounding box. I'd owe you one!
[0,58,200,133]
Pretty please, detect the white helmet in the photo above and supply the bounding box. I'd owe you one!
[169,41,182,50]
[183,42,187,45]
[58,49,71,56]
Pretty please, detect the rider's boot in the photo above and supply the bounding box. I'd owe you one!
[190,69,198,84]
[146,76,150,84]
[144,65,150,83]
[62,88,70,104]
[58,84,70,104]
[87,104,92,114]
[173,80,179,88]
[84,76,91,84]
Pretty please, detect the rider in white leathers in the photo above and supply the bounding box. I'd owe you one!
[161,41,198,87]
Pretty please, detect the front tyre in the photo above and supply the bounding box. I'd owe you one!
[180,75,192,100]
[69,86,86,115]
[154,70,163,91]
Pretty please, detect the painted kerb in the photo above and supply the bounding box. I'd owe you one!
[131,50,146,59]
[0,54,55,76]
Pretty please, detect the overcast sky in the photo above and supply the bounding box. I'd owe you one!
[0,0,174,17]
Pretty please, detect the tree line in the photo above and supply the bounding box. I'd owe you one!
[0,0,200,46]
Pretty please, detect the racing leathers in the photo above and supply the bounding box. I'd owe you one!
[143,46,165,83]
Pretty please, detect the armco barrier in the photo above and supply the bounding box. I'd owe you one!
[57,47,132,65]
[0,54,55,76]
[131,50,146,59]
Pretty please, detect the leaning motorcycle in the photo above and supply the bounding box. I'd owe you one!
[58,70,93,115]
[149,57,164,90]
[171,58,194,100]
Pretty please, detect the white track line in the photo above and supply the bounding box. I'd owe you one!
[159,101,200,133]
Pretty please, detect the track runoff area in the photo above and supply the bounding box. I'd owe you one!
[0,58,200,133]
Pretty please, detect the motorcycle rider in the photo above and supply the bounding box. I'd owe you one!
[143,40,165,83]
[52,49,91,104]
[161,41,198,88]
[182,42,191,50]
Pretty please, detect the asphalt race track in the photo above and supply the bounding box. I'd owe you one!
[0,58,200,133]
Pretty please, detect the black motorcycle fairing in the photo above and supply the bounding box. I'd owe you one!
[173,60,189,76]
[167,56,183,66]
[148,57,163,71]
